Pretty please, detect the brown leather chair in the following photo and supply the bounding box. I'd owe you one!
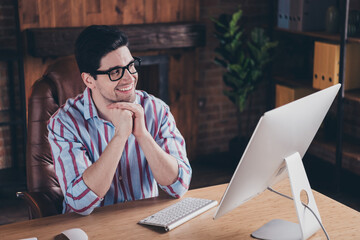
[17,56,86,219]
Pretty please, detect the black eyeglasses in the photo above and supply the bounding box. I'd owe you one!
[94,57,141,81]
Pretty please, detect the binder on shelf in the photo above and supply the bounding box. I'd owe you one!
[313,41,320,89]
[277,0,290,29]
[322,43,340,89]
[289,0,301,31]
[283,0,336,32]
[313,41,328,89]
[344,43,360,90]
[319,43,330,90]
[313,42,360,90]
[275,84,314,107]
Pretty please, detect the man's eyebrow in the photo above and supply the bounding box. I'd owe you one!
[99,59,135,72]
[101,65,122,72]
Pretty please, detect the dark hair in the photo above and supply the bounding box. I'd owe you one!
[74,25,129,79]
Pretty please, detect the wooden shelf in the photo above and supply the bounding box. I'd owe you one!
[348,36,360,44]
[273,75,313,88]
[274,75,360,103]
[26,22,206,57]
[345,89,360,103]
[308,133,360,176]
[275,27,340,42]
[275,27,360,44]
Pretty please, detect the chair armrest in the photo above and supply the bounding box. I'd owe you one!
[16,191,62,219]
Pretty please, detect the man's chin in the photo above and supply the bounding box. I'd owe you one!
[113,93,136,103]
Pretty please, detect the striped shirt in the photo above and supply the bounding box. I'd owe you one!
[48,88,192,215]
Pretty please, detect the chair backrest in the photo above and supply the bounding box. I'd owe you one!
[26,56,86,215]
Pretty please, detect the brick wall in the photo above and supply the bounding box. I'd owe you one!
[0,0,20,169]
[0,0,16,48]
[196,0,272,156]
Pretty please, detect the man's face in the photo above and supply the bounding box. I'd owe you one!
[92,46,138,104]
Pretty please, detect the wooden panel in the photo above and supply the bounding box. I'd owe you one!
[143,0,199,23]
[18,0,39,29]
[120,0,145,25]
[53,0,72,27]
[144,0,157,23]
[183,0,200,22]
[156,0,182,22]
[170,93,197,160]
[70,0,86,26]
[99,0,118,25]
[168,50,198,159]
[86,0,101,13]
[19,1,200,29]
[26,23,206,57]
[38,0,54,28]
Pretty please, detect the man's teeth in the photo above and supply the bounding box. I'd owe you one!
[118,85,132,91]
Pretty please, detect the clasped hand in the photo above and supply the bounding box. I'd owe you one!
[107,102,148,139]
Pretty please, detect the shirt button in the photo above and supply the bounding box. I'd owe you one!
[119,176,122,181]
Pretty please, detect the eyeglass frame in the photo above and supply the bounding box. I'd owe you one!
[94,57,141,82]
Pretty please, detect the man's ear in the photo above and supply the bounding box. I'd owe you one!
[81,72,96,89]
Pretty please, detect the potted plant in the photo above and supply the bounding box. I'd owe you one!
[211,7,277,154]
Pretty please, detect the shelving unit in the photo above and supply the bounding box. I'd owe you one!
[0,0,26,172]
[273,0,360,180]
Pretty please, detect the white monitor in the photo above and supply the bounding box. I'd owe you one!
[213,84,340,240]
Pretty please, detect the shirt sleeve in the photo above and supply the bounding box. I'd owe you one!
[47,116,102,215]
[155,105,192,198]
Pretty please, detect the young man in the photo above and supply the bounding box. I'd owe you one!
[48,25,192,215]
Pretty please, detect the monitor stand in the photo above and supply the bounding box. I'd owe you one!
[251,152,321,240]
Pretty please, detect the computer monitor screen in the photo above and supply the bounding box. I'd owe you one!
[213,84,340,220]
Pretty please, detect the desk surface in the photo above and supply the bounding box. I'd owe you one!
[1,179,359,239]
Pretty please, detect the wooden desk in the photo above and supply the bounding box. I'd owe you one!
[1,179,359,239]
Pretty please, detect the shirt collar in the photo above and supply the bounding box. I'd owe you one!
[135,90,140,104]
[83,87,99,120]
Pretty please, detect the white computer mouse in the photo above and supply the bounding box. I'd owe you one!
[55,228,88,240]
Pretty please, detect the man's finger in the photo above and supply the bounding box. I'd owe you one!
[107,102,135,108]
[107,102,143,115]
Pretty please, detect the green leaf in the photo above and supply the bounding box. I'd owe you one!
[229,10,242,36]
[210,17,227,29]
[234,31,243,42]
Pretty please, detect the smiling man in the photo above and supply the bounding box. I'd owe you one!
[47,25,192,215]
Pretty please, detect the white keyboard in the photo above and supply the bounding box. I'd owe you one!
[138,197,218,231]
